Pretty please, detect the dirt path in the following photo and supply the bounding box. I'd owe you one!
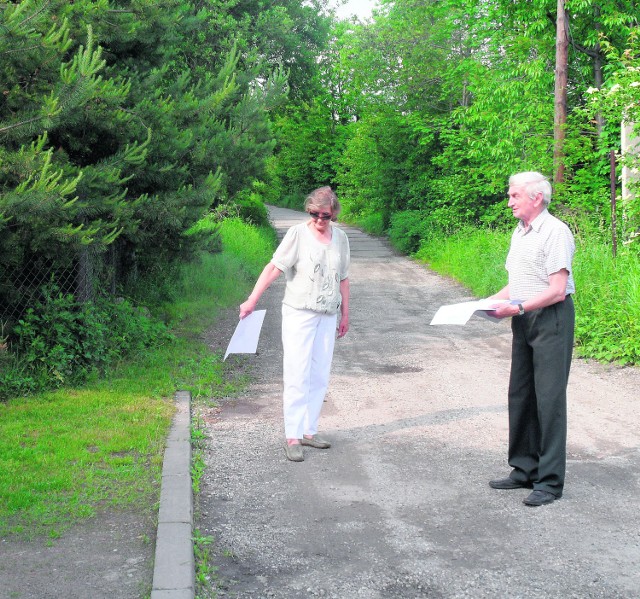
[197,206,640,599]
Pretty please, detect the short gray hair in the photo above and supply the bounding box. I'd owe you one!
[304,186,341,220]
[509,172,552,206]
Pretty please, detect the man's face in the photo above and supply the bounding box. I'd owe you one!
[508,184,542,225]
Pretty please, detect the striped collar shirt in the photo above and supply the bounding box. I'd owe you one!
[506,209,575,301]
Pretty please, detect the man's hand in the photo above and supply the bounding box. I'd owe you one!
[491,302,519,319]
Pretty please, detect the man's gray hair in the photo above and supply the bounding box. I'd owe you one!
[509,172,552,206]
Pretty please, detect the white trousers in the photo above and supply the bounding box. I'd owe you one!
[281,304,337,439]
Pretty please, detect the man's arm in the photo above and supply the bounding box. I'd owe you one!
[489,284,510,301]
[492,269,569,318]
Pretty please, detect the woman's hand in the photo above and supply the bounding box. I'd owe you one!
[337,315,349,338]
[239,298,257,320]
[238,263,283,319]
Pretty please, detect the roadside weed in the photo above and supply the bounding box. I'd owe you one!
[193,529,219,598]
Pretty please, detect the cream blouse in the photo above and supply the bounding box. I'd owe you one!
[271,222,350,315]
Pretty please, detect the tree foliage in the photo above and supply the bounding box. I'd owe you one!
[271,0,640,244]
[1,0,332,321]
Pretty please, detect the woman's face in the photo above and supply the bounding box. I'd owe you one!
[307,205,333,232]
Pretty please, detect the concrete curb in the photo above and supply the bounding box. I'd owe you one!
[151,390,195,599]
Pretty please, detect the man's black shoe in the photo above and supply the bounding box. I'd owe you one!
[523,490,558,506]
[489,477,532,490]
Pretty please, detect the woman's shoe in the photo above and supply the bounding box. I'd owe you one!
[301,435,331,449]
[284,443,304,462]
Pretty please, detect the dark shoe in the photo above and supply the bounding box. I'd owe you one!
[523,490,558,506]
[489,477,532,490]
[301,434,331,449]
[284,443,304,462]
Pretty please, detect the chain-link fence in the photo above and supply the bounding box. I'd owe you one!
[0,246,120,331]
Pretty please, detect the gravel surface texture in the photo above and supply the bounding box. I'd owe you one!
[197,205,640,599]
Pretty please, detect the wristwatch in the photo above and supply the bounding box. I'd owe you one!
[517,303,525,316]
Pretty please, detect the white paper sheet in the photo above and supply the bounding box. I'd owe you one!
[224,310,267,361]
[430,299,513,326]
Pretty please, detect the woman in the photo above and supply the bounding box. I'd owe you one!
[239,186,350,462]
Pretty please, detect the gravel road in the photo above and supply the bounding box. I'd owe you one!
[198,206,640,599]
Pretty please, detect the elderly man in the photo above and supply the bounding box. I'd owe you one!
[489,171,575,507]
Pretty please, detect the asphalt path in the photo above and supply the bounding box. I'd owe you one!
[198,205,640,599]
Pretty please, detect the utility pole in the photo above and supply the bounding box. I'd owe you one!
[554,0,568,186]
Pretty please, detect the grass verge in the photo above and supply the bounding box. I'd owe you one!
[0,219,275,540]
[415,226,640,365]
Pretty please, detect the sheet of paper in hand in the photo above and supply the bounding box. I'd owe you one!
[224,310,267,361]
[429,299,512,326]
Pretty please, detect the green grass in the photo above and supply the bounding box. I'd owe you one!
[572,241,640,363]
[415,226,640,365]
[0,380,173,538]
[415,227,510,297]
[0,218,275,539]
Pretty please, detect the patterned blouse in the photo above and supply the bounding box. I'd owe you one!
[271,222,350,315]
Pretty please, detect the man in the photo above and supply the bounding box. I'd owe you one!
[489,171,575,507]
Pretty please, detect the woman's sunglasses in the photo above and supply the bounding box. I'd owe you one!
[309,211,332,221]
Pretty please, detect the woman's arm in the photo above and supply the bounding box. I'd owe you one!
[239,263,283,319]
[337,277,350,338]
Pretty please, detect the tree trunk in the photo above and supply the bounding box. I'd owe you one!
[554,0,569,185]
[593,12,604,136]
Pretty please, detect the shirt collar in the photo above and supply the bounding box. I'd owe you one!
[517,208,550,234]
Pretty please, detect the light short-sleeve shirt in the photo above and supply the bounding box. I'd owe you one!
[271,222,350,315]
[506,209,575,301]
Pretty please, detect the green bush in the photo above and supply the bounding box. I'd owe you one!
[416,227,510,297]
[388,210,430,254]
[184,214,223,254]
[277,192,306,211]
[353,211,385,236]
[219,218,277,278]
[0,351,40,399]
[2,286,172,400]
[231,191,270,227]
[573,243,640,364]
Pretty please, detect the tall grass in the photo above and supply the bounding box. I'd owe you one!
[0,218,276,539]
[159,219,275,332]
[572,242,640,363]
[415,227,510,297]
[218,217,277,279]
[416,227,640,365]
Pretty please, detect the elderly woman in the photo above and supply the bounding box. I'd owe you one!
[239,186,350,462]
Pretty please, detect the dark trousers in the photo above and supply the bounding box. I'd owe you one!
[507,296,574,496]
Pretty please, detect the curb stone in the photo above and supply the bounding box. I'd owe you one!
[151,390,195,599]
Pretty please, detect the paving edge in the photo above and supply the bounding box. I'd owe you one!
[151,390,195,599]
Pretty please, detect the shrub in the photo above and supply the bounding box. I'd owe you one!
[231,191,270,227]
[354,211,385,236]
[219,218,277,278]
[388,210,430,254]
[2,285,172,400]
[184,214,223,254]
[573,243,640,364]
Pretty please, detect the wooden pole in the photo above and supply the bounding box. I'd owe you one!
[554,0,568,186]
[610,149,617,258]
